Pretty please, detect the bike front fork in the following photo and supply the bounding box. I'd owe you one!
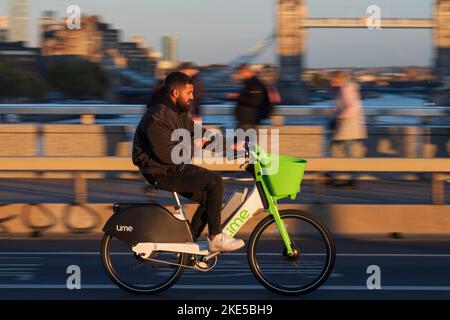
[267,200,294,256]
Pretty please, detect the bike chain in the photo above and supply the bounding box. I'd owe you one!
[140,255,217,272]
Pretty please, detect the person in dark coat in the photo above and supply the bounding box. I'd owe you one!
[132,72,245,252]
[233,64,270,131]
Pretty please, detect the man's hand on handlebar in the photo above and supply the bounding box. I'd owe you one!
[227,141,250,162]
[231,142,246,152]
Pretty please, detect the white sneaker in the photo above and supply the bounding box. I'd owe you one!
[208,232,245,252]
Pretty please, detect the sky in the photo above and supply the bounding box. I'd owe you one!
[0,0,434,68]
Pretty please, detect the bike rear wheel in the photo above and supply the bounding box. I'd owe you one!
[101,234,188,294]
[248,210,335,295]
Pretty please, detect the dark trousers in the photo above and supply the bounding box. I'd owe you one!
[143,164,224,238]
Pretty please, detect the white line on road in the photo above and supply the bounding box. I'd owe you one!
[0,264,41,266]
[0,252,100,255]
[0,284,450,292]
[179,285,450,291]
[0,268,38,271]
[0,252,450,258]
[335,254,450,257]
[321,286,450,291]
[0,257,43,259]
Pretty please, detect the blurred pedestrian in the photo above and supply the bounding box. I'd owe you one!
[230,64,271,132]
[327,71,367,188]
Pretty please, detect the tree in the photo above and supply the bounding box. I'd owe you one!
[0,59,48,101]
[47,60,108,100]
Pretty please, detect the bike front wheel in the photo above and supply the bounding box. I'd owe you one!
[101,234,188,294]
[248,210,336,296]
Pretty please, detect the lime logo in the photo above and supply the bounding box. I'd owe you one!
[225,210,250,236]
[116,225,133,232]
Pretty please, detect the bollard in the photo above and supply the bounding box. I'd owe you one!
[74,172,87,204]
[432,173,445,205]
[80,114,95,125]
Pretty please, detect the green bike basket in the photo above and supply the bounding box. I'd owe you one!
[261,154,307,200]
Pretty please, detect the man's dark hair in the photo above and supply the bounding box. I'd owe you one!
[165,72,193,91]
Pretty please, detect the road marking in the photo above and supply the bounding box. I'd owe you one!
[0,268,38,271]
[0,257,43,259]
[0,264,41,266]
[0,252,100,255]
[0,284,450,291]
[321,286,450,291]
[1,252,450,258]
[335,254,450,258]
[177,285,450,291]
[0,251,450,261]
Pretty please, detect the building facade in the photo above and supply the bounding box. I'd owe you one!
[40,14,157,77]
[435,0,450,81]
[162,35,177,62]
[8,0,28,43]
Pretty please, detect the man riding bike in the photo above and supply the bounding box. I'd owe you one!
[132,72,245,252]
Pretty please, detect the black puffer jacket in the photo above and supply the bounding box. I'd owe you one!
[132,87,195,175]
[235,76,270,126]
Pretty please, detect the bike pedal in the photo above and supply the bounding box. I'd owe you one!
[196,261,209,269]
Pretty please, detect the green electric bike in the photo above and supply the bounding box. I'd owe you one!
[101,144,336,296]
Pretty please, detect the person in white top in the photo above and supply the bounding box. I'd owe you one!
[327,71,367,188]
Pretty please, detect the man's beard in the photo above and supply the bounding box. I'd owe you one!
[176,100,192,111]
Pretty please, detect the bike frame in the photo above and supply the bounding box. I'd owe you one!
[222,154,295,255]
[132,145,296,258]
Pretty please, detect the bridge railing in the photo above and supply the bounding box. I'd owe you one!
[0,104,449,125]
[303,18,435,29]
[0,156,448,205]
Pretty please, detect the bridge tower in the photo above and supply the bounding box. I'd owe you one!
[434,0,450,82]
[277,0,308,104]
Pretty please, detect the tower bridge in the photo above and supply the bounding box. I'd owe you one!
[277,0,450,103]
